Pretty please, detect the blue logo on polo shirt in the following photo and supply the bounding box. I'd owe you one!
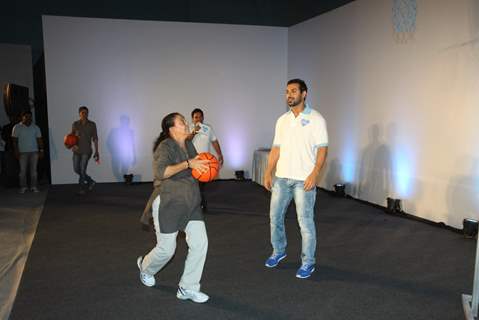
[202,127,208,133]
[301,119,310,126]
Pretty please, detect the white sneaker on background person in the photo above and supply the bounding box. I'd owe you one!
[19,187,28,194]
[31,187,40,193]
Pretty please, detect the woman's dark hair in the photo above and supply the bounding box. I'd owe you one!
[153,112,181,152]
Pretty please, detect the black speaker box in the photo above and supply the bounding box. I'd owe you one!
[3,83,29,118]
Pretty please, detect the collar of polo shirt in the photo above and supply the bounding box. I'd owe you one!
[288,103,312,118]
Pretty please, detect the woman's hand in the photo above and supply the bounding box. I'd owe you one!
[189,156,210,173]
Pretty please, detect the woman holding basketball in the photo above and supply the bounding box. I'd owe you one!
[138,112,211,303]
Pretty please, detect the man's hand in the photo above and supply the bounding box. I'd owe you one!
[264,172,273,191]
[218,154,224,166]
[304,172,318,191]
[71,145,79,152]
[93,152,100,162]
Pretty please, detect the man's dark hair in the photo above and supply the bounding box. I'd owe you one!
[79,106,89,113]
[191,108,204,118]
[287,79,308,93]
[20,110,32,117]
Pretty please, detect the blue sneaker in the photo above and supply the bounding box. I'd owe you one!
[296,264,315,279]
[265,252,287,268]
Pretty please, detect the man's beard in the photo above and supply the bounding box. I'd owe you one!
[287,98,302,108]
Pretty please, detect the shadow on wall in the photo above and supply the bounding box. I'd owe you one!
[325,123,423,215]
[356,123,392,206]
[107,115,136,182]
[446,156,479,223]
[49,128,59,161]
[324,158,342,191]
[468,0,479,60]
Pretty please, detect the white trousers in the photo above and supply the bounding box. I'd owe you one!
[141,196,208,291]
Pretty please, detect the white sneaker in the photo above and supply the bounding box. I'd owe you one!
[19,187,28,194]
[137,256,155,287]
[31,187,40,193]
[176,287,209,303]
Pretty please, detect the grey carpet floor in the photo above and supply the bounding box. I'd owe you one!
[9,181,475,320]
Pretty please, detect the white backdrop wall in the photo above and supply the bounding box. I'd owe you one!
[0,44,34,127]
[43,16,287,184]
[288,0,479,228]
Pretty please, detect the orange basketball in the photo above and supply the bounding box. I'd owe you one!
[64,134,79,149]
[191,152,220,182]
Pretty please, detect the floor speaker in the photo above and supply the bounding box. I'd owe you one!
[3,83,29,118]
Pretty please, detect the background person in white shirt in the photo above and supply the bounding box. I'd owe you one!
[190,108,224,209]
[263,79,328,279]
[11,111,44,193]
[190,108,223,165]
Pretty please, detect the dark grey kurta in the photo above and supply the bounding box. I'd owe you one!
[140,138,202,233]
[71,120,98,155]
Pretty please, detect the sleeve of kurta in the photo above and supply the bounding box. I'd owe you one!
[186,140,198,158]
[92,122,98,141]
[154,142,173,180]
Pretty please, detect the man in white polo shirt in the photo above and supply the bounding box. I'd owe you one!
[11,111,44,193]
[263,79,328,279]
[190,108,223,165]
[190,108,224,209]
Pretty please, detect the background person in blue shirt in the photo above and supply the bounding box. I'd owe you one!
[11,111,44,193]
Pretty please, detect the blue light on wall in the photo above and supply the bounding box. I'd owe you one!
[392,147,414,198]
[341,146,357,183]
[106,115,136,182]
[223,131,246,169]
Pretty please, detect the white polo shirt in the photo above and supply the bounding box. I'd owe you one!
[272,104,328,181]
[191,123,217,153]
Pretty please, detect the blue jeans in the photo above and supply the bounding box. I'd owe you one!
[269,177,317,265]
[73,153,94,187]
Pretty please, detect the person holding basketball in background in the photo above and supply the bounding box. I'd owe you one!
[190,108,223,209]
[138,112,211,303]
[68,106,99,194]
